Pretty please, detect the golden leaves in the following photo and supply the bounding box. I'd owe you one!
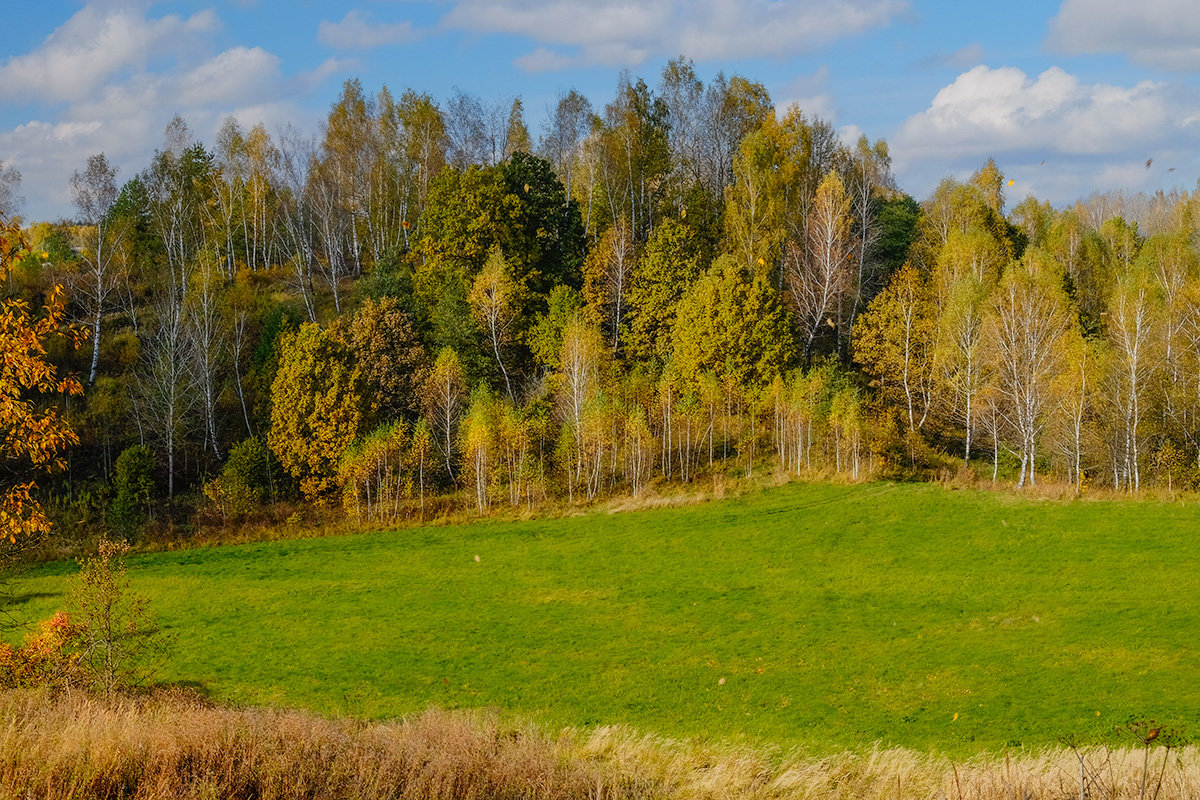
[1,220,83,545]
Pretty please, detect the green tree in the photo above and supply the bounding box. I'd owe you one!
[338,421,410,523]
[853,263,937,435]
[204,436,281,518]
[109,445,154,537]
[625,218,704,363]
[671,255,795,391]
[418,154,583,319]
[723,128,785,279]
[501,151,586,295]
[415,165,522,308]
[69,538,164,695]
[268,323,365,500]
[597,74,670,241]
[528,285,583,370]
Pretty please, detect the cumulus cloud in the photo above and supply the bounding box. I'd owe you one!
[1048,0,1200,71]
[895,65,1177,159]
[441,0,908,69]
[0,3,330,220]
[0,6,218,104]
[318,10,420,49]
[893,64,1200,203]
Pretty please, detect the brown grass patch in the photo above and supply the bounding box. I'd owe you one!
[3,689,1200,799]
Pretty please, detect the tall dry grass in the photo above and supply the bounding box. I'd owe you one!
[1,689,1198,799]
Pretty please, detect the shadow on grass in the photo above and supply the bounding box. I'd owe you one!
[2,591,60,606]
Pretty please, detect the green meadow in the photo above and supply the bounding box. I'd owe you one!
[7,481,1200,755]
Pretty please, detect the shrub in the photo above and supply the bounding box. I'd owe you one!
[69,538,164,695]
[0,612,82,690]
[109,445,154,537]
[204,436,284,519]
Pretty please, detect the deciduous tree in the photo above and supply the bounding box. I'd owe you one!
[984,251,1073,488]
[671,255,794,391]
[70,153,122,385]
[268,323,365,499]
[853,263,937,435]
[421,347,467,482]
[787,171,853,363]
[0,219,83,548]
[469,248,521,398]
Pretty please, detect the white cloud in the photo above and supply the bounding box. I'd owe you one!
[0,6,218,104]
[775,67,838,122]
[0,3,333,220]
[892,64,1200,204]
[513,47,576,73]
[318,10,420,49]
[1048,0,1200,71]
[895,65,1176,160]
[441,0,908,70]
[176,47,284,107]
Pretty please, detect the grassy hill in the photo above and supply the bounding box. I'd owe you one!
[7,481,1200,755]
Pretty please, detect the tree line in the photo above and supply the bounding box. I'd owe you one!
[4,57,1200,537]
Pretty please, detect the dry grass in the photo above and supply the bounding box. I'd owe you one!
[2,689,1199,800]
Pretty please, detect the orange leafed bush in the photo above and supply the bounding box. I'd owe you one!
[0,611,82,690]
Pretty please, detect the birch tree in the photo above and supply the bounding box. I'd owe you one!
[937,272,989,462]
[582,221,635,353]
[984,251,1072,488]
[421,347,467,482]
[468,248,520,399]
[1104,261,1160,490]
[554,315,607,500]
[70,153,122,384]
[787,171,853,363]
[853,263,937,435]
[845,135,892,342]
[540,89,592,204]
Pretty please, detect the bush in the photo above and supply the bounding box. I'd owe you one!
[109,445,154,537]
[204,436,284,519]
[69,539,164,695]
[0,612,81,690]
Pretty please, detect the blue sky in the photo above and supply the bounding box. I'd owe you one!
[3,0,1199,220]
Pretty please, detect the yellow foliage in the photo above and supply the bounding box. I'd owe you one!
[268,323,365,501]
[0,218,83,547]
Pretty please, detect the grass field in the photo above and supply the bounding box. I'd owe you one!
[6,481,1200,755]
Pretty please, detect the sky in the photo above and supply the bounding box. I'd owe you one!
[3,0,1200,221]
